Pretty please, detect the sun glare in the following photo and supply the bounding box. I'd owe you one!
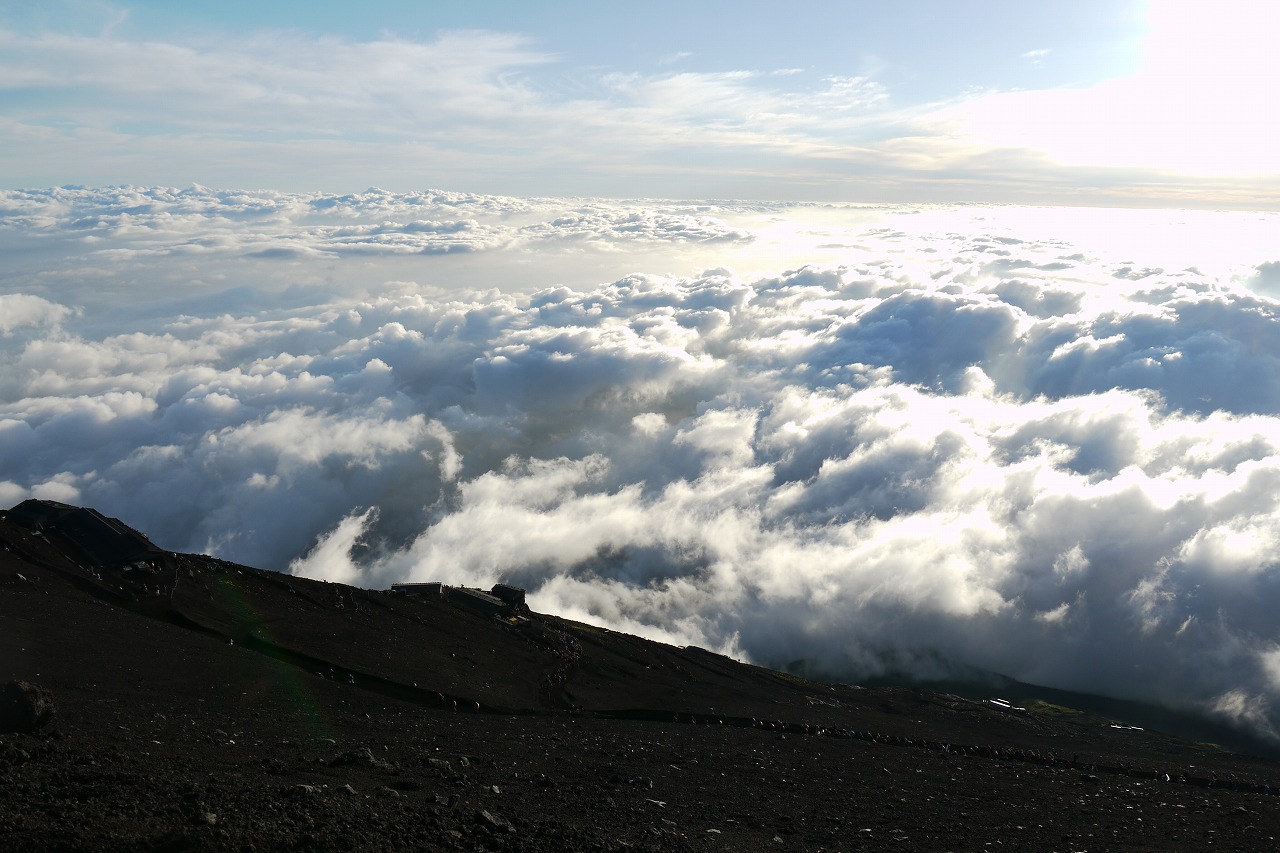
[952,0,1280,179]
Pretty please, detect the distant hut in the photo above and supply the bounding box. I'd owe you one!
[5,500,163,569]
[450,587,508,617]
[390,582,446,597]
[490,584,526,608]
[6,499,77,531]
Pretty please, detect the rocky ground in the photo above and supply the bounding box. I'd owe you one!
[4,514,1280,851]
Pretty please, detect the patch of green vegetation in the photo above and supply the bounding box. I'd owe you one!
[1196,741,1225,752]
[773,670,811,686]
[1028,700,1083,717]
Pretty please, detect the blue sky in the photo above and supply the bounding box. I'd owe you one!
[1,0,1276,204]
[20,0,1145,99]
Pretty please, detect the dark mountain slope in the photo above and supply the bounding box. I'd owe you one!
[4,509,1280,851]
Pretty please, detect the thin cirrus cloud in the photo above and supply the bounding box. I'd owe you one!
[2,2,1277,205]
[4,186,1280,740]
[0,27,553,132]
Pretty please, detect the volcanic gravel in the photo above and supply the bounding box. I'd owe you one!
[5,516,1280,851]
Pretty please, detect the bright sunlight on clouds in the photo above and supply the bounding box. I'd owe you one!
[0,0,1275,206]
[3,187,1280,740]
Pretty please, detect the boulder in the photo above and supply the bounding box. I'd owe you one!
[0,681,57,733]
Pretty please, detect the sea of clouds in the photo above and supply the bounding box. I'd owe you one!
[4,186,1280,738]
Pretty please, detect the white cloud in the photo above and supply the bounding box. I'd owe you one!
[4,189,1280,739]
[0,294,74,334]
[289,507,377,586]
[3,12,1275,204]
[0,28,553,136]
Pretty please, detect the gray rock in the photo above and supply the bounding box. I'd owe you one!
[0,681,56,733]
[329,747,397,772]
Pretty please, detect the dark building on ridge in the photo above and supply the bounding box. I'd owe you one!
[490,584,526,608]
[5,499,78,531]
[390,580,529,617]
[5,499,164,569]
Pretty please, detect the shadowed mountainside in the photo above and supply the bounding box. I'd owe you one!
[5,506,1280,851]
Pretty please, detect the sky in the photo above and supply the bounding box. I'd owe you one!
[1,0,1277,205]
[3,2,1280,743]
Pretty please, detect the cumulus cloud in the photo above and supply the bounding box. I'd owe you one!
[1252,261,1280,298]
[0,294,73,334]
[0,186,758,272]
[4,188,1280,740]
[517,208,754,246]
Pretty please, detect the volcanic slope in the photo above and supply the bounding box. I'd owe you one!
[4,510,1280,852]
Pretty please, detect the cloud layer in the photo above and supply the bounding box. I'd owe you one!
[5,187,1280,738]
